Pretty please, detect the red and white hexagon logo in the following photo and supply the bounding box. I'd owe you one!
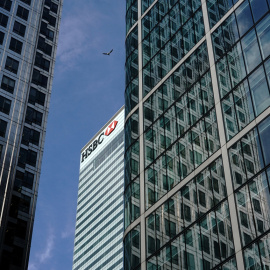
[105,120,118,136]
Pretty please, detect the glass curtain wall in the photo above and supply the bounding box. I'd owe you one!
[124,0,270,269]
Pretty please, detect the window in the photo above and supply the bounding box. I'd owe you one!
[9,37,23,54]
[0,119,7,137]
[40,22,54,41]
[257,15,270,60]
[131,230,140,248]
[165,219,170,236]
[201,217,208,230]
[19,194,31,213]
[214,241,220,258]
[45,0,58,14]
[243,232,252,245]
[0,0,12,11]
[212,217,218,234]
[13,21,26,37]
[235,171,243,185]
[15,219,27,239]
[35,52,50,71]
[0,95,11,114]
[4,222,16,244]
[167,199,175,215]
[18,147,37,168]
[144,107,154,121]
[37,36,52,56]
[183,186,190,200]
[202,235,210,254]
[0,31,4,44]
[9,195,30,217]
[28,87,45,106]
[32,69,48,88]
[0,12,8,27]
[257,219,264,234]
[249,180,258,194]
[147,214,154,230]
[25,106,42,126]
[184,204,191,222]
[171,245,179,265]
[42,8,56,27]
[131,158,138,175]
[235,1,253,37]
[148,187,155,205]
[258,117,270,166]
[203,259,211,270]
[5,56,19,74]
[245,159,254,174]
[155,214,160,231]
[1,75,15,93]
[20,0,31,5]
[17,5,29,21]
[213,177,219,193]
[252,199,262,214]
[220,242,227,258]
[148,236,155,254]
[237,191,246,207]
[147,168,157,184]
[218,219,225,235]
[199,190,206,207]
[186,230,193,246]
[185,251,195,269]
[50,2,58,14]
[14,170,34,190]
[240,211,249,228]
[146,146,155,162]
[21,126,40,146]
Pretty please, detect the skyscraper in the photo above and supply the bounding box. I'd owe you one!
[0,0,62,269]
[73,106,125,270]
[124,0,270,269]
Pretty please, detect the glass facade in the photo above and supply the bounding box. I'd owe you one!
[73,107,125,270]
[0,1,62,269]
[124,0,270,269]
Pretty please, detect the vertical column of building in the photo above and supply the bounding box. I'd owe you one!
[124,0,141,270]
[124,0,270,270]
[0,0,62,269]
[204,0,270,267]
[200,0,246,267]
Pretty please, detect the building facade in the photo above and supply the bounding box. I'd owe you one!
[73,106,125,270]
[0,0,62,269]
[124,0,270,269]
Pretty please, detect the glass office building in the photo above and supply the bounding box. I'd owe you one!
[73,106,125,270]
[0,0,62,269]
[124,0,270,269]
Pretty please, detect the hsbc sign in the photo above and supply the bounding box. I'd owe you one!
[105,120,118,136]
[81,120,118,163]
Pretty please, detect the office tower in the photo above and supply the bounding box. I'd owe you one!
[124,0,270,269]
[73,106,125,270]
[0,0,62,269]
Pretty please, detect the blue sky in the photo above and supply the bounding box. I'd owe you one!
[28,1,125,269]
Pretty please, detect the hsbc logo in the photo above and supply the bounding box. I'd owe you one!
[105,120,118,136]
[81,120,118,163]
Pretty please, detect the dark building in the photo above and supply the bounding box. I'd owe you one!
[124,0,270,269]
[0,0,62,269]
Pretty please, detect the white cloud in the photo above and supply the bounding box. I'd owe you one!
[28,262,37,270]
[61,224,75,239]
[38,232,55,263]
[29,228,55,269]
[56,3,106,70]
